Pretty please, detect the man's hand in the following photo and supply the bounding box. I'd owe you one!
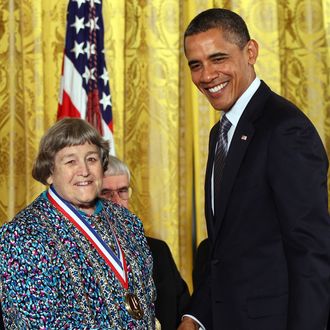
[177,316,199,330]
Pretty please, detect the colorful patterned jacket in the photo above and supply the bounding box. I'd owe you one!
[0,193,156,329]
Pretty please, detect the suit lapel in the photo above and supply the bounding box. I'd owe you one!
[213,119,254,235]
[212,81,271,237]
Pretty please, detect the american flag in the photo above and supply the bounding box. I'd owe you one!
[57,0,115,154]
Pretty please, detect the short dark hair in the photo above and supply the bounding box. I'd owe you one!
[184,8,250,49]
[32,118,110,185]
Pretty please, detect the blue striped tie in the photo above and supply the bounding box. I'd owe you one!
[213,115,232,207]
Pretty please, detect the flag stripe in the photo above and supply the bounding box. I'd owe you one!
[57,0,115,154]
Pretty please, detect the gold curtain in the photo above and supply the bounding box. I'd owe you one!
[0,0,329,291]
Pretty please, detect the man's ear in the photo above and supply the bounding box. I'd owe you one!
[247,39,258,65]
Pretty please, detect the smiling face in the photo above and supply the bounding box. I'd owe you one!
[184,28,258,112]
[47,142,104,214]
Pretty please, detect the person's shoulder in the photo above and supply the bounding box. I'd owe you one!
[101,200,147,241]
[1,195,48,235]
[248,82,316,140]
[102,198,133,216]
[0,196,55,267]
[100,198,123,211]
[197,238,209,251]
[146,237,176,264]
[102,199,142,224]
[146,236,169,251]
[260,81,307,121]
[195,238,210,261]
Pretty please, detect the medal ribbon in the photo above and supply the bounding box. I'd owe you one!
[47,185,128,289]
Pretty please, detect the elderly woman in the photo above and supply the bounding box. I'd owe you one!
[0,118,156,329]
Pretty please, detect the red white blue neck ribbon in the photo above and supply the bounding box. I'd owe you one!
[47,185,128,289]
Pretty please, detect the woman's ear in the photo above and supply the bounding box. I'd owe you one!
[46,175,53,185]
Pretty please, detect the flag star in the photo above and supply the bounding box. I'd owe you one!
[72,0,86,9]
[85,41,96,59]
[82,67,91,83]
[71,41,85,58]
[100,92,112,110]
[86,17,100,31]
[70,15,85,34]
[90,68,97,80]
[100,68,109,86]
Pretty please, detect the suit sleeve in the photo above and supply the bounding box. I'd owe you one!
[162,242,191,321]
[268,116,330,329]
[184,128,217,329]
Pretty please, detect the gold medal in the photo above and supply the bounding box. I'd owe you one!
[125,293,144,320]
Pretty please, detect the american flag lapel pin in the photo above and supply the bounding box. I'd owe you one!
[241,135,248,141]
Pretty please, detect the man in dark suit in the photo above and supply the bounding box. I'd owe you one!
[147,236,191,330]
[100,155,190,330]
[178,8,330,330]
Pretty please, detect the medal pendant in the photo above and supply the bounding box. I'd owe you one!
[125,292,144,320]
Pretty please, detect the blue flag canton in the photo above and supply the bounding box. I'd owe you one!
[64,0,112,124]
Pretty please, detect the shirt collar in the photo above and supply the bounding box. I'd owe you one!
[224,77,261,127]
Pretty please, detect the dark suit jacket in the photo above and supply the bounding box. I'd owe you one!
[192,238,210,291]
[188,81,330,330]
[0,303,4,330]
[147,237,190,330]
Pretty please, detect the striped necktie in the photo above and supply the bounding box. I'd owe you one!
[213,115,232,206]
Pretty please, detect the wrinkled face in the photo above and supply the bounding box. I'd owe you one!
[184,28,258,112]
[100,174,130,209]
[47,142,103,213]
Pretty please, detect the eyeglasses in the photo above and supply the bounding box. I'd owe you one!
[100,187,132,200]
